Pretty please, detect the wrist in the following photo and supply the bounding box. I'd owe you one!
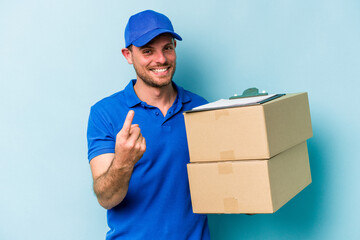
[112,155,135,172]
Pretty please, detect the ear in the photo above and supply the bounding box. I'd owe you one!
[121,48,133,64]
[173,39,177,48]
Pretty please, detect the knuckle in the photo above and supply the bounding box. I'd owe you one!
[116,131,126,139]
[135,142,142,151]
[116,139,125,147]
[117,134,127,143]
[131,128,140,136]
[126,141,135,149]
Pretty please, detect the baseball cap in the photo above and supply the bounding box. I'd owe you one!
[124,10,182,48]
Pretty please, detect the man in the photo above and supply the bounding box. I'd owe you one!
[87,10,210,239]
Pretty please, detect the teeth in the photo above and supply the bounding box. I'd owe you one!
[152,68,168,73]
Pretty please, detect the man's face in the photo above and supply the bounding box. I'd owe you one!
[125,34,177,88]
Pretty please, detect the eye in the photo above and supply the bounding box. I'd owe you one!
[164,45,174,51]
[142,49,152,55]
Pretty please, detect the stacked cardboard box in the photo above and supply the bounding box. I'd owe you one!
[184,93,313,214]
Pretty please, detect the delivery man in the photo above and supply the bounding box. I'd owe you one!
[87,10,210,239]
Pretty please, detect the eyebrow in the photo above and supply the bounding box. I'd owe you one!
[139,40,175,50]
[139,45,153,50]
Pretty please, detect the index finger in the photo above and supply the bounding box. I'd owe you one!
[122,110,135,133]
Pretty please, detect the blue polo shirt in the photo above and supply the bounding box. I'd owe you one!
[87,80,210,240]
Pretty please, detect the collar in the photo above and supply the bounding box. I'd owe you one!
[124,80,142,107]
[173,81,192,104]
[124,80,191,108]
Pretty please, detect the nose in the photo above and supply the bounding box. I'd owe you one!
[154,51,167,64]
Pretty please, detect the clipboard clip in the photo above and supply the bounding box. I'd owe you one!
[229,87,268,99]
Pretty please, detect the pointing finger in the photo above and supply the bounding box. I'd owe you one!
[122,110,135,134]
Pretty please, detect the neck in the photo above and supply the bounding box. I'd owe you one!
[134,79,177,116]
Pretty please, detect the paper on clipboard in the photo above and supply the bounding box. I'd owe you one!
[189,94,284,112]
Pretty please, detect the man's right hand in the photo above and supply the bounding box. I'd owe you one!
[90,110,146,209]
[114,110,147,168]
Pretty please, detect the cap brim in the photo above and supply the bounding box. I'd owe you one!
[131,29,182,47]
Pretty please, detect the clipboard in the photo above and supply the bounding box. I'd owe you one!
[186,88,285,113]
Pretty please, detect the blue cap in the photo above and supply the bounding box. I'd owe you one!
[124,10,182,48]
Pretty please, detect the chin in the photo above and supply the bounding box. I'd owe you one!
[150,79,172,88]
[141,74,174,88]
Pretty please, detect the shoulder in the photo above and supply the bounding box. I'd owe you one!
[91,90,125,114]
[87,89,129,138]
[173,81,208,110]
[184,89,208,103]
[173,82,208,107]
[181,88,208,109]
[88,90,130,130]
[90,80,138,115]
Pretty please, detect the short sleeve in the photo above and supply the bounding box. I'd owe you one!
[87,106,115,162]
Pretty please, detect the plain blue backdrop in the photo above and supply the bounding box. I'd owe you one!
[1,1,359,239]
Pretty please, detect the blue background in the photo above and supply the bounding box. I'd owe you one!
[1,1,359,239]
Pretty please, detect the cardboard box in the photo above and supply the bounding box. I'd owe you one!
[187,142,312,214]
[184,93,313,162]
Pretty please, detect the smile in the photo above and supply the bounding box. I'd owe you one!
[151,67,169,73]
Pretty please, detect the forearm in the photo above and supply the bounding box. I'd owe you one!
[91,110,146,209]
[93,158,134,209]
